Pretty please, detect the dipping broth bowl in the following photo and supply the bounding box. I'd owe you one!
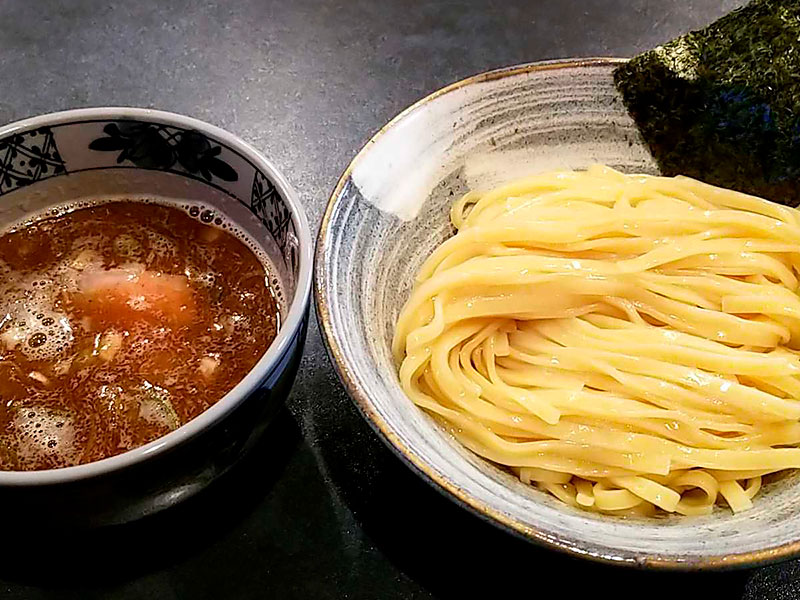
[0,107,312,526]
[315,58,800,569]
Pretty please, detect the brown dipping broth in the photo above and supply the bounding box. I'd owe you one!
[0,200,280,470]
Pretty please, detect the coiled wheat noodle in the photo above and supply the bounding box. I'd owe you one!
[393,165,800,516]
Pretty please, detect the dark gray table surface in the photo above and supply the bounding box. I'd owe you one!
[1,1,794,598]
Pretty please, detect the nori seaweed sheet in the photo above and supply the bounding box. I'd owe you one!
[614,0,800,206]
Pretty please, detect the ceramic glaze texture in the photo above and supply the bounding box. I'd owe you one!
[316,59,800,568]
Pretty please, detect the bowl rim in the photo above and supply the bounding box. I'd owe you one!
[0,107,313,486]
[314,56,800,570]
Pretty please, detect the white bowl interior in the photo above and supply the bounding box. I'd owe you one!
[318,59,800,567]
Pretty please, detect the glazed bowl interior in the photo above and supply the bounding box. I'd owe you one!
[0,108,312,485]
[316,58,800,569]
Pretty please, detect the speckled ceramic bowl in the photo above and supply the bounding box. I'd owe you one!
[0,108,312,526]
[316,58,800,569]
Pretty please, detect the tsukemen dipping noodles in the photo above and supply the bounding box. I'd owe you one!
[0,199,281,470]
[394,165,800,516]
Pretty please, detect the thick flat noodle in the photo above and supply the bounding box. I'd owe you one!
[395,166,800,515]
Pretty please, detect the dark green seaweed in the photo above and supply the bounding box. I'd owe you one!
[614,0,800,205]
